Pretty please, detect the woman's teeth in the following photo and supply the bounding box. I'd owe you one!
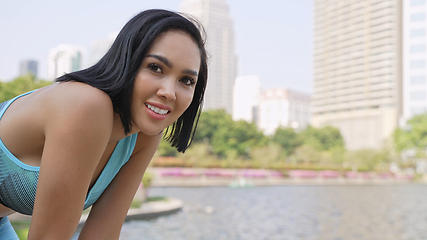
[146,103,169,115]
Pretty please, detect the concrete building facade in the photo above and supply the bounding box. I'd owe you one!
[402,0,427,125]
[258,88,310,136]
[47,44,85,80]
[180,0,237,114]
[88,32,118,66]
[311,0,402,150]
[19,60,38,78]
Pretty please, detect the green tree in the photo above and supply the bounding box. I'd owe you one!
[251,143,283,167]
[0,74,52,102]
[294,144,326,165]
[211,119,268,158]
[193,110,268,158]
[193,109,233,143]
[272,127,302,156]
[157,138,178,157]
[299,126,344,151]
[344,148,391,171]
[393,114,427,156]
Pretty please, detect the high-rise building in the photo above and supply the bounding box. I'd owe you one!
[311,0,402,150]
[258,88,310,136]
[232,75,261,123]
[19,60,38,77]
[89,32,118,66]
[47,44,85,80]
[402,0,427,125]
[180,0,237,114]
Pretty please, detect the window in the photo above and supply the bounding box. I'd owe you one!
[411,28,425,37]
[411,60,426,68]
[411,13,426,22]
[411,0,426,6]
[411,91,426,100]
[411,44,426,52]
[411,76,426,84]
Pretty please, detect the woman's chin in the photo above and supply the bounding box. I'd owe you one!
[139,128,165,136]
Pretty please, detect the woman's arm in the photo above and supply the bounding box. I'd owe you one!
[77,132,161,240]
[27,85,115,240]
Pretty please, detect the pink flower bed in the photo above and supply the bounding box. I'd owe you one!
[239,169,268,178]
[180,169,199,177]
[345,171,358,178]
[318,170,340,178]
[288,170,317,178]
[377,173,393,179]
[344,171,372,179]
[394,174,414,180]
[359,172,371,179]
[269,171,283,178]
[201,169,235,177]
[203,169,222,177]
[158,167,183,177]
[218,170,235,178]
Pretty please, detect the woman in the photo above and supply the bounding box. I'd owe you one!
[0,9,207,239]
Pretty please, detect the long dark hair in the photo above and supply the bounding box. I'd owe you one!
[57,9,208,152]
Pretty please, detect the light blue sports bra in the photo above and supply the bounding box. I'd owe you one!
[0,90,138,215]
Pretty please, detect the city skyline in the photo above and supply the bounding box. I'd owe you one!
[0,0,313,93]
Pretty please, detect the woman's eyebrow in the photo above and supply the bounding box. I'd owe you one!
[147,54,198,76]
[147,54,172,68]
[183,69,198,76]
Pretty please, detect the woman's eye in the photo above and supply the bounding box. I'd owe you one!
[181,77,196,86]
[148,64,162,73]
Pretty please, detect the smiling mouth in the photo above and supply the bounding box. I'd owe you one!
[145,103,170,115]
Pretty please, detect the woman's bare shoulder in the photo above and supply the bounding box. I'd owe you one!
[45,82,112,116]
[40,82,115,132]
[47,82,111,109]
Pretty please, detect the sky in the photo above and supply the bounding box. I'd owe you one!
[0,0,313,92]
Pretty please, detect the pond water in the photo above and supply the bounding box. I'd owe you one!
[85,184,427,239]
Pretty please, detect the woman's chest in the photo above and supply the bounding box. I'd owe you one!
[89,141,117,188]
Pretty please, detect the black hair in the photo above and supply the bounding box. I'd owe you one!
[56,9,208,152]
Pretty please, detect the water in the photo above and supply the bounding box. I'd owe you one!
[120,185,427,239]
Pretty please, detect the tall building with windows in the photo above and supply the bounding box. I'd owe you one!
[19,60,38,77]
[312,0,402,150]
[402,0,427,125]
[180,0,237,114]
[47,44,85,80]
[89,32,118,66]
[258,88,310,136]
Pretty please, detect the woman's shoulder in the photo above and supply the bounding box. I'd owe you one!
[40,82,115,128]
[49,82,111,107]
[47,82,112,112]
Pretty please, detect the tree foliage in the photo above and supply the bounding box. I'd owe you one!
[0,74,52,102]
[156,109,395,171]
[272,127,302,156]
[193,110,232,143]
[158,110,347,165]
[393,114,427,156]
[299,126,345,151]
[194,110,268,158]
[344,148,391,171]
[158,138,178,157]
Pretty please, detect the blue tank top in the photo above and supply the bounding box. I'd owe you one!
[0,90,138,215]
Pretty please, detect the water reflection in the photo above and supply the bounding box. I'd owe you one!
[119,185,427,239]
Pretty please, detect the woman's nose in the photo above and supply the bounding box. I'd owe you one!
[157,80,176,101]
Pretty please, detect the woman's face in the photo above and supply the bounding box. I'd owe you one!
[131,30,201,135]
